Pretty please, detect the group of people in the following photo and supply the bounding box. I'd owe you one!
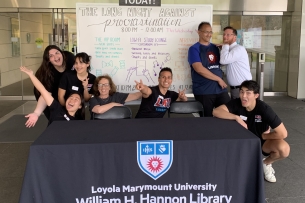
[20,22,289,184]
[20,47,187,126]
[188,22,290,183]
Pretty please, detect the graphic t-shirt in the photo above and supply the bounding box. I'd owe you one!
[225,99,282,143]
[135,86,178,118]
[188,42,227,95]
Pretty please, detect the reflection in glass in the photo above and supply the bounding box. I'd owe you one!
[11,18,20,57]
[213,15,288,92]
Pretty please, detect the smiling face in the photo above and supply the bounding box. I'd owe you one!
[198,24,213,44]
[65,93,82,114]
[158,70,172,89]
[48,49,63,68]
[239,87,259,111]
[223,28,236,45]
[98,78,111,98]
[74,57,89,74]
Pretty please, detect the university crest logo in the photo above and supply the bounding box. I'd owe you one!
[207,52,217,63]
[137,140,173,180]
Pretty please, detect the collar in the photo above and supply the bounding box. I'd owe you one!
[198,41,210,46]
[229,42,237,49]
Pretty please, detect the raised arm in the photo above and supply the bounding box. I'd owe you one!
[213,104,247,129]
[20,66,54,106]
[82,78,92,102]
[135,79,152,98]
[220,44,241,64]
[24,96,47,128]
[58,88,66,106]
[125,92,142,102]
[192,62,227,89]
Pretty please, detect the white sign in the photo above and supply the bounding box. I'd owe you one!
[77,3,212,93]
[248,27,262,48]
[243,32,254,48]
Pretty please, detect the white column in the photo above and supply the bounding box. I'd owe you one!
[297,0,305,98]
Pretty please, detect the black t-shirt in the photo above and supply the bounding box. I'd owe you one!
[63,51,75,71]
[225,99,282,141]
[34,65,75,101]
[48,100,77,126]
[59,71,96,100]
[89,92,129,113]
[135,86,179,118]
[34,65,75,120]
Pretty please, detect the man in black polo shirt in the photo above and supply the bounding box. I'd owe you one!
[135,67,187,118]
[212,80,290,183]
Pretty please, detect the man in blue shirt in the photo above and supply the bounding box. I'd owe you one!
[188,22,230,117]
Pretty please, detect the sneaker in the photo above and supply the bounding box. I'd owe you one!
[263,158,276,183]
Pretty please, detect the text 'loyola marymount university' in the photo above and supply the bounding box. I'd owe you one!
[91,183,217,194]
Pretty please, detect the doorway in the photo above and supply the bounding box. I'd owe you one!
[0,10,76,100]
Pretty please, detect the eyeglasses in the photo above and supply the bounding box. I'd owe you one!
[223,33,235,37]
[98,83,110,88]
[199,30,213,34]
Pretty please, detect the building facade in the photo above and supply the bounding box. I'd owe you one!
[0,0,304,99]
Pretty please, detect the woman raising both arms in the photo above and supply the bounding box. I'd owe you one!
[20,66,85,125]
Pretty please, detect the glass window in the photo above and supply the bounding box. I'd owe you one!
[0,13,22,97]
[213,15,288,92]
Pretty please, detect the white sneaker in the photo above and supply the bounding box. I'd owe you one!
[263,158,276,183]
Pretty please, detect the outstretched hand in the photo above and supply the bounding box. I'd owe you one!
[135,79,145,91]
[24,113,39,128]
[20,66,33,76]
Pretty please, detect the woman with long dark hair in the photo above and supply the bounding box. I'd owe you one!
[25,45,75,127]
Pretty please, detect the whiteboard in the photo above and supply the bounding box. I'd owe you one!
[76,3,213,93]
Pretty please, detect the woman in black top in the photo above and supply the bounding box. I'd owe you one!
[58,52,96,106]
[25,45,75,127]
[20,66,84,126]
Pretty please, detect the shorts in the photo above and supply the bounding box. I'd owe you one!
[261,139,270,156]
